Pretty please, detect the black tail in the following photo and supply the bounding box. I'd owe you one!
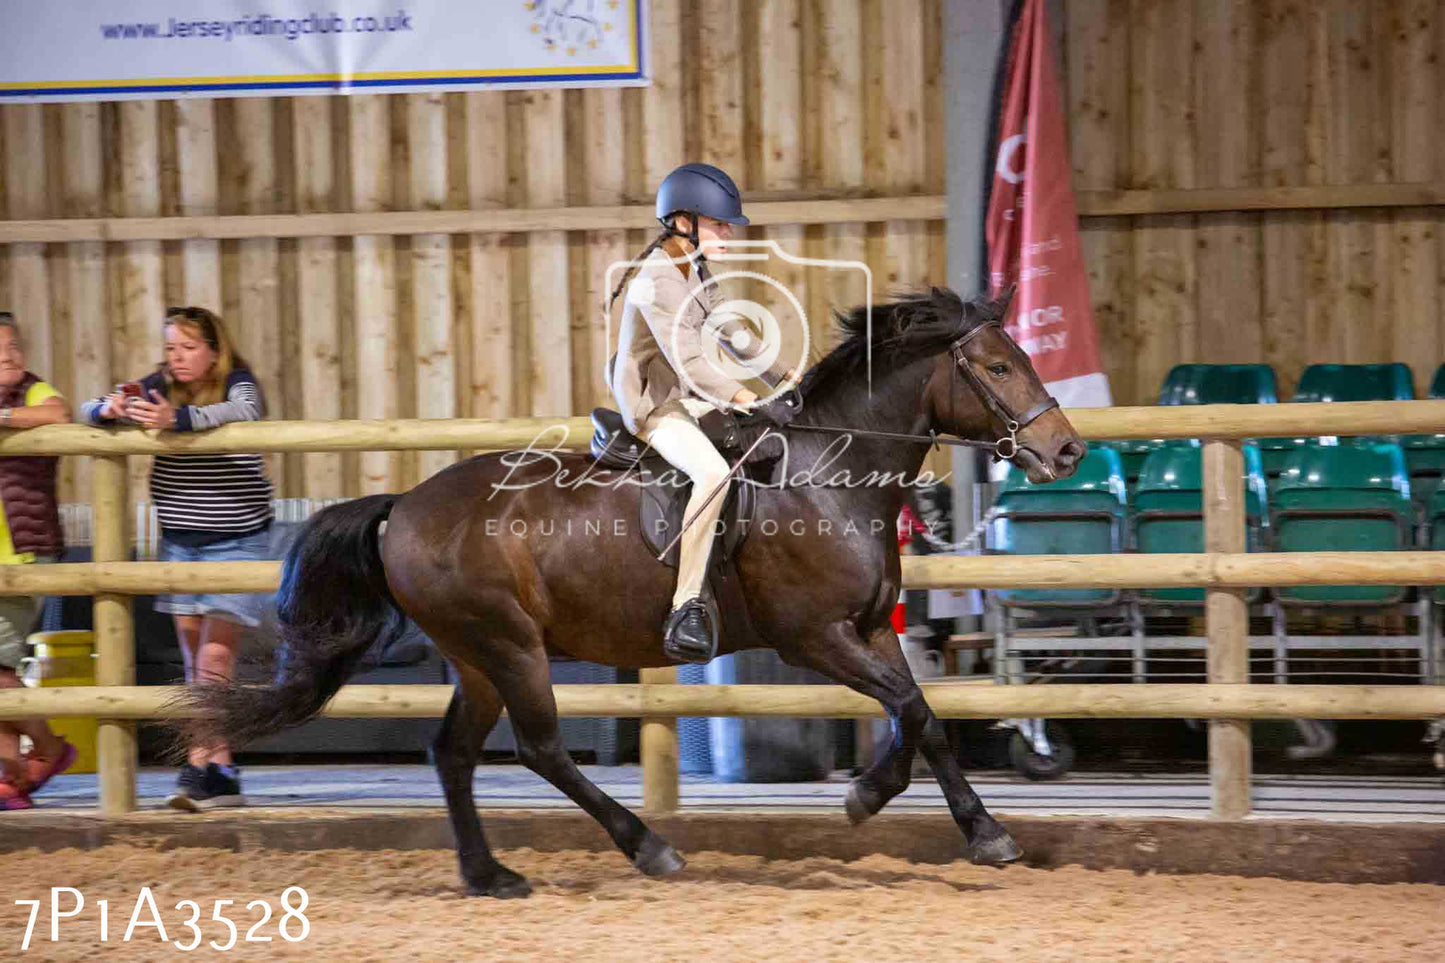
[181,494,404,749]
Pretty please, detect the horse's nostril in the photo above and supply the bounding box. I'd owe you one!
[1058,441,1085,467]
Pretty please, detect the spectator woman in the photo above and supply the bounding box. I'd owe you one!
[82,307,272,811]
[0,311,77,810]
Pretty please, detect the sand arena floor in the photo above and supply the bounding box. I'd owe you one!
[3,845,1442,962]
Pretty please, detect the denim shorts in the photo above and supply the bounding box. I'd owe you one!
[155,529,275,628]
[0,555,55,669]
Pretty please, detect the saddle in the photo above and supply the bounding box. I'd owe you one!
[588,406,779,568]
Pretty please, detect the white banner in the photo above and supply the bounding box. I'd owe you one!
[0,0,648,102]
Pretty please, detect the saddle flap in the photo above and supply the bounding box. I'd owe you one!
[640,470,756,570]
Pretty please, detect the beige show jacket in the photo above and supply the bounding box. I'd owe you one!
[607,249,787,435]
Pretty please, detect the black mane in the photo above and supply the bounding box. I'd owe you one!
[796,287,1008,397]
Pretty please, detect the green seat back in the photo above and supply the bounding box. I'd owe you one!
[1151,365,1281,480]
[991,447,1125,606]
[1271,443,1411,604]
[1292,363,1415,403]
[1427,486,1445,600]
[1261,365,1415,471]
[1402,365,1445,507]
[1132,444,1267,603]
[1430,364,1445,400]
[1159,363,1279,406]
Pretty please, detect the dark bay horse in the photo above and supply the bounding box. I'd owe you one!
[186,288,1084,897]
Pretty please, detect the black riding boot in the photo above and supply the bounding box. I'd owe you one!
[663,597,718,664]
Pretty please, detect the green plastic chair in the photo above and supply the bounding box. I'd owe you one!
[1270,443,1413,605]
[1427,486,1445,601]
[1260,364,1416,479]
[1114,365,1280,497]
[1403,363,1445,511]
[1105,440,1154,493]
[1158,363,1279,406]
[988,446,1127,608]
[1292,363,1415,403]
[1132,444,1268,604]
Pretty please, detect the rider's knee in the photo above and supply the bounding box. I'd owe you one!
[694,463,730,490]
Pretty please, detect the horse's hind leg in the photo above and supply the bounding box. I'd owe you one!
[433,666,531,898]
[489,645,685,878]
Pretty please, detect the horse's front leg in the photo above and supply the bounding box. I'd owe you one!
[785,620,1021,865]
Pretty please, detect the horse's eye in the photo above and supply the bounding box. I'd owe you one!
[988,364,1009,377]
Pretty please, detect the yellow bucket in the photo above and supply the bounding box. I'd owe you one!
[20,630,98,774]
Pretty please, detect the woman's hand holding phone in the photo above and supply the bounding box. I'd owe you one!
[101,383,143,420]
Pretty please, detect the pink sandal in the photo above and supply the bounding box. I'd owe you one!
[21,740,77,794]
[0,779,33,811]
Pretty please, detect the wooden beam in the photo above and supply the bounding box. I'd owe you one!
[60,102,107,508]
[1060,399,1445,440]
[1204,439,1251,820]
[0,398,1440,454]
[905,551,1445,590]
[407,91,457,480]
[292,96,343,497]
[0,196,950,243]
[2,548,1445,598]
[349,95,400,494]
[7,183,1445,247]
[90,455,135,817]
[639,666,680,814]
[1077,183,1445,217]
[4,681,1445,722]
[173,98,221,308]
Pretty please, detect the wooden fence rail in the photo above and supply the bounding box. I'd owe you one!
[1,551,1444,597]
[1,399,1441,456]
[5,683,1445,723]
[1,402,1442,819]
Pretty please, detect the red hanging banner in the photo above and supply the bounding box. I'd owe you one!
[985,0,1111,407]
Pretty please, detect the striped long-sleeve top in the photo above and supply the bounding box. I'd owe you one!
[82,369,274,545]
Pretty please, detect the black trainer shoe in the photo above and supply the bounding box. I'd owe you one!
[166,763,246,812]
[163,764,204,810]
[663,598,718,664]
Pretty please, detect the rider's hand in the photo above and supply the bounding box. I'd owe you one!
[731,387,758,410]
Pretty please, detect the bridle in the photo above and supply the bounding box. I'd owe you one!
[945,319,1060,460]
[785,319,1060,463]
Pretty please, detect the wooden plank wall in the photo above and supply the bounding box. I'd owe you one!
[7,0,1439,500]
[1066,0,1445,405]
[0,0,944,505]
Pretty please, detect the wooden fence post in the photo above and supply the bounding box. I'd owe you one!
[639,665,680,813]
[92,454,136,816]
[1203,438,1251,819]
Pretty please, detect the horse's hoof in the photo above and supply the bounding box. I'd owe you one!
[465,868,533,899]
[845,781,880,825]
[967,830,1023,866]
[633,834,687,878]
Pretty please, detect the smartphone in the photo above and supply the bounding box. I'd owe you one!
[119,382,143,399]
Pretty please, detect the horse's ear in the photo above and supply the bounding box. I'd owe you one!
[988,285,1017,319]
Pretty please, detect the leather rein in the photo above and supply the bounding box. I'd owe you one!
[783,320,1059,462]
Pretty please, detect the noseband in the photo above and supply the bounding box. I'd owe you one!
[947,320,1060,460]
[782,319,1060,462]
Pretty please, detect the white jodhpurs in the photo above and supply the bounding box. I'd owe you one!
[636,397,732,609]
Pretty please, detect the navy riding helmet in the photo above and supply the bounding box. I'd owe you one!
[655,163,749,228]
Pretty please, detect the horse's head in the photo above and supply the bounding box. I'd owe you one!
[922,290,1085,483]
